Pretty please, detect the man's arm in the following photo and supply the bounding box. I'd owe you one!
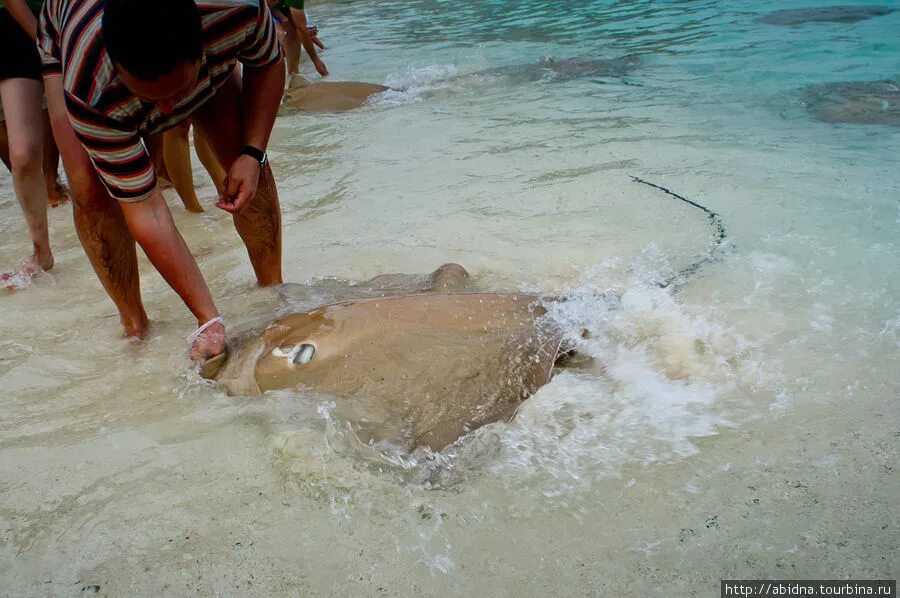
[64,94,224,357]
[242,60,285,157]
[119,190,224,358]
[239,0,288,150]
[219,0,287,213]
[4,0,39,39]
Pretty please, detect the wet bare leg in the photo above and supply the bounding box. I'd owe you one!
[0,113,68,207]
[41,110,69,206]
[43,75,148,335]
[274,16,301,75]
[0,77,52,287]
[145,132,171,186]
[193,126,226,196]
[163,121,203,212]
[283,21,301,75]
[192,70,283,286]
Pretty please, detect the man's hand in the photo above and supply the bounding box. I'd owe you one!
[217,154,261,213]
[313,56,329,77]
[189,320,226,362]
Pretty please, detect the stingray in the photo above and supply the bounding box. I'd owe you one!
[279,75,389,114]
[276,54,641,117]
[802,79,900,125]
[202,264,574,451]
[756,5,895,26]
[473,53,642,84]
[200,179,726,453]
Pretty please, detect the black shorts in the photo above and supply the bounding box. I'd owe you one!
[0,9,42,81]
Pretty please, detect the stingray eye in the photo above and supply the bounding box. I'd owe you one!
[293,343,316,365]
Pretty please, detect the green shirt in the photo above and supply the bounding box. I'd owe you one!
[277,0,304,11]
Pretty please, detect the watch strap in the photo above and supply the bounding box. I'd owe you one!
[240,145,267,166]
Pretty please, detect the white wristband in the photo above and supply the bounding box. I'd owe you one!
[187,316,225,345]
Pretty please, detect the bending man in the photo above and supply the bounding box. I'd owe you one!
[37,0,285,360]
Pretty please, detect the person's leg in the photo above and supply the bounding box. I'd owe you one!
[278,9,300,76]
[144,132,172,184]
[290,8,328,76]
[193,126,226,196]
[192,70,282,286]
[0,77,52,283]
[43,75,148,335]
[162,120,204,212]
[41,109,70,206]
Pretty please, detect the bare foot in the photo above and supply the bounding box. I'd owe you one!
[121,312,150,339]
[183,200,205,213]
[1,254,52,290]
[47,179,71,207]
[189,321,226,362]
[0,270,29,290]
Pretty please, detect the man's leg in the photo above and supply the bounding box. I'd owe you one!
[0,77,52,282]
[192,71,282,286]
[162,120,204,212]
[43,75,148,336]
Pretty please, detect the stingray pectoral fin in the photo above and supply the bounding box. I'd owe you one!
[199,343,230,380]
[428,263,471,292]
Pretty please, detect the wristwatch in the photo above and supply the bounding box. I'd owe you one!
[240,145,268,168]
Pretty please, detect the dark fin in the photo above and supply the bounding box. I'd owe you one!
[428,263,471,292]
[555,348,594,370]
[288,75,313,90]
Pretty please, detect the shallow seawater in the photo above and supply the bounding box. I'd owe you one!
[1,0,898,595]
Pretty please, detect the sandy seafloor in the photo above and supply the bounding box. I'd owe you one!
[0,0,897,595]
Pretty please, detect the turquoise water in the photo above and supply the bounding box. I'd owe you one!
[0,1,897,595]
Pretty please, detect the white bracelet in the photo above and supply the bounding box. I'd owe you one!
[187,316,225,345]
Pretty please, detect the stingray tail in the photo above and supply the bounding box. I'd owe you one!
[629,175,728,289]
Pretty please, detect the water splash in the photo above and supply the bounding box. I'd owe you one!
[369,64,461,106]
[271,256,761,524]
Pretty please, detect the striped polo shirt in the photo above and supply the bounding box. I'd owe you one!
[37,0,282,201]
